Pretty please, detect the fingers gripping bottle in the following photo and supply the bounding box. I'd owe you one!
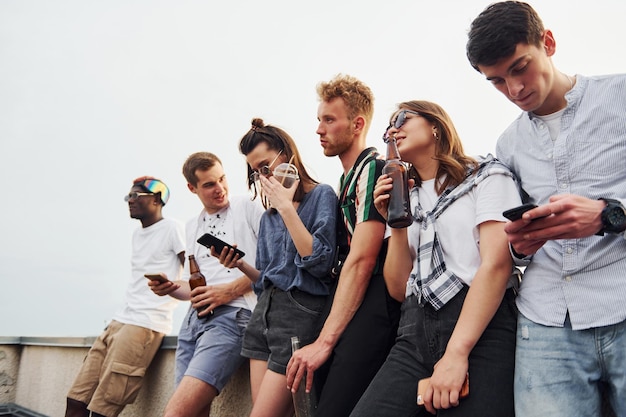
[291,336,317,417]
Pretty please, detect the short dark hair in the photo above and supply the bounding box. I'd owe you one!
[466,1,545,71]
[182,152,222,186]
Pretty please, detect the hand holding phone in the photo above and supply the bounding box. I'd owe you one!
[502,203,538,221]
[417,373,469,406]
[197,233,245,258]
[144,272,169,283]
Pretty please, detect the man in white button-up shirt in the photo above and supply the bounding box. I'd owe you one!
[467,2,626,416]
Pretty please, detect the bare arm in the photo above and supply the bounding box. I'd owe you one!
[147,251,189,300]
[382,227,413,302]
[286,219,385,392]
[149,279,190,300]
[211,246,261,282]
[373,174,414,301]
[423,220,512,413]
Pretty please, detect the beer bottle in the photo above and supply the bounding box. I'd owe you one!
[188,255,207,317]
[382,136,412,228]
[291,336,317,417]
[188,255,206,289]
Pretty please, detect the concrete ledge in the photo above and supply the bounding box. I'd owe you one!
[0,336,251,417]
[0,336,178,349]
[0,403,48,417]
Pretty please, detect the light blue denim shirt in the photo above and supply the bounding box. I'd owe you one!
[496,74,626,330]
[256,183,337,296]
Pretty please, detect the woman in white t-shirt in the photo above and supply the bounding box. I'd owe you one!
[350,100,521,417]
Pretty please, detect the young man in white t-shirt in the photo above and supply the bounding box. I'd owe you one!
[150,152,263,417]
[66,177,185,417]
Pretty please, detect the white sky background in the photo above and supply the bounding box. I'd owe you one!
[1,0,624,337]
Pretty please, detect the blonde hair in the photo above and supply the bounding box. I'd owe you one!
[317,74,374,129]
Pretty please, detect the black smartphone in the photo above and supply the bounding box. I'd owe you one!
[197,233,245,258]
[502,203,538,221]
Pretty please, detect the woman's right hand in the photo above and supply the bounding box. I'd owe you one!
[373,174,393,219]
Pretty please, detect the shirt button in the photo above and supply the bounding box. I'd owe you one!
[560,183,568,189]
[565,276,572,282]
[566,247,573,254]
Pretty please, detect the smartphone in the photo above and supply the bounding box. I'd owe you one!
[417,373,469,406]
[502,203,538,221]
[144,272,169,283]
[197,233,245,258]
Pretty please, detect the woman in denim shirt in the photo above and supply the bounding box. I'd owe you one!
[215,118,337,417]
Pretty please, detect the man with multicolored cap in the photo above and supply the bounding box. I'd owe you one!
[65,176,185,417]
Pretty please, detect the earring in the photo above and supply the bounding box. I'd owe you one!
[433,130,439,140]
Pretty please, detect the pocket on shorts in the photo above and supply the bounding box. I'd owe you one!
[236,308,252,333]
[104,362,146,405]
[287,289,326,316]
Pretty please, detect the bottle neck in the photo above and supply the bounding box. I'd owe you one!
[386,137,401,160]
[291,336,301,353]
[188,255,200,274]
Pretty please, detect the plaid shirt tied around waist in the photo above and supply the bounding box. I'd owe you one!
[406,154,516,310]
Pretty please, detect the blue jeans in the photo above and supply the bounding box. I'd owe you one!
[350,286,516,417]
[515,313,626,416]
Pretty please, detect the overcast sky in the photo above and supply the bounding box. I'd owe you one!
[1,0,624,337]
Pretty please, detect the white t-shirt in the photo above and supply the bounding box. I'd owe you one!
[113,217,186,334]
[408,174,521,285]
[183,195,264,310]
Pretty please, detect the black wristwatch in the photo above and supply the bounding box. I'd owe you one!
[598,198,626,235]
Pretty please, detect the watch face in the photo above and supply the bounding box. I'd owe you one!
[603,201,626,233]
[608,207,626,227]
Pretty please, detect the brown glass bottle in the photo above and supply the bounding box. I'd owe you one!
[188,255,207,317]
[382,136,412,228]
[188,255,207,289]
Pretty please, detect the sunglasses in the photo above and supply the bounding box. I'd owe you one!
[388,109,422,130]
[124,192,154,202]
[250,149,283,182]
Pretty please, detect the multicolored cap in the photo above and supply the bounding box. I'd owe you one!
[134,177,170,205]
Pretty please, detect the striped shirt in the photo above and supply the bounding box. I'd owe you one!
[338,147,386,275]
[496,73,626,330]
